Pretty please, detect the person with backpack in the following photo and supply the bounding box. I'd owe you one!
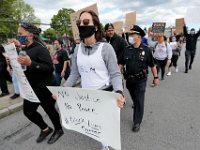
[151,35,172,80]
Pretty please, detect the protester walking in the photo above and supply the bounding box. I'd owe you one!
[0,45,12,97]
[167,35,182,75]
[183,22,200,73]
[52,39,70,86]
[149,35,172,80]
[63,10,125,150]
[15,23,63,144]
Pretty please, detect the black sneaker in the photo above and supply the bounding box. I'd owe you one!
[36,127,53,143]
[184,69,188,73]
[0,92,9,97]
[189,65,192,70]
[132,123,140,132]
[10,93,20,99]
[47,129,64,144]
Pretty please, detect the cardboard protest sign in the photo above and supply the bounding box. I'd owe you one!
[3,43,40,103]
[152,22,166,36]
[175,18,184,34]
[113,21,123,36]
[70,3,99,40]
[125,11,136,32]
[48,87,121,150]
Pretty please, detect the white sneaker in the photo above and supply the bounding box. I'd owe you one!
[167,72,171,76]
[175,67,178,72]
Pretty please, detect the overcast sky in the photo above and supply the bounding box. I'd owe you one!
[25,0,200,31]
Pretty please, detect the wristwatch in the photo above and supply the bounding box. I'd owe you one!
[154,76,158,79]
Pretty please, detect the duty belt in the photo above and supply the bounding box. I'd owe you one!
[127,70,147,80]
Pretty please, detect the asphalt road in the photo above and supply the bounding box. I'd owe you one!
[0,42,200,150]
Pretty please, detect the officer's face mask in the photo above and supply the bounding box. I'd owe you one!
[128,36,135,45]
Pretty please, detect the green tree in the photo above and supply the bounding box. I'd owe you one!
[50,8,75,37]
[13,0,40,24]
[0,0,40,42]
[42,28,61,42]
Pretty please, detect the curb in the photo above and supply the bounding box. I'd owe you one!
[0,102,23,120]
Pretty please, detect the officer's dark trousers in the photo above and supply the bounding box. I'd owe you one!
[126,78,147,124]
[185,50,195,70]
[155,59,167,79]
[23,87,62,131]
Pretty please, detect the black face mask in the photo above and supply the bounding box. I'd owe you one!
[78,26,96,39]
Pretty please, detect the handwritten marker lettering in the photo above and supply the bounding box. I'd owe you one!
[58,90,69,98]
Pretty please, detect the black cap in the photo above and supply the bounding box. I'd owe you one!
[130,25,146,37]
[191,28,195,31]
[104,23,114,31]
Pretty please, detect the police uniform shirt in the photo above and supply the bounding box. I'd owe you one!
[119,43,156,75]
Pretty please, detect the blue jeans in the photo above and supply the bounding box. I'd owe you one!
[12,71,20,94]
[55,68,70,86]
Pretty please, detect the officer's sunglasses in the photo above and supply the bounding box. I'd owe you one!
[76,19,91,26]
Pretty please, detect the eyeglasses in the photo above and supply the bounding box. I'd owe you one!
[76,19,91,26]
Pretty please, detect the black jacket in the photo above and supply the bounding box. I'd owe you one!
[184,26,200,51]
[106,33,127,63]
[119,43,156,75]
[23,42,55,89]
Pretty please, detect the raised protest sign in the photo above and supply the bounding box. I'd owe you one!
[125,11,136,32]
[175,18,184,34]
[152,22,166,36]
[3,43,40,103]
[47,87,121,150]
[70,3,99,40]
[113,21,123,36]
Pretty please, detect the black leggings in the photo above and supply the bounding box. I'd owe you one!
[169,55,179,67]
[156,59,167,79]
[23,87,62,130]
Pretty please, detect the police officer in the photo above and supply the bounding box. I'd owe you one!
[119,25,159,132]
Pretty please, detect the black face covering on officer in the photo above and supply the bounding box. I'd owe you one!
[78,26,96,39]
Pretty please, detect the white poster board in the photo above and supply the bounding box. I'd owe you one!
[3,43,40,103]
[47,86,121,150]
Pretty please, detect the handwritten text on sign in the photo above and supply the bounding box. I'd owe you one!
[152,22,166,36]
[3,43,39,103]
[47,87,121,150]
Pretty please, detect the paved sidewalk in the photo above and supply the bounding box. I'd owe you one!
[0,83,23,119]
